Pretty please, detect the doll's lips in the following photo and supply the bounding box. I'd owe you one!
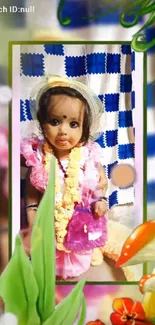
[57,138,69,145]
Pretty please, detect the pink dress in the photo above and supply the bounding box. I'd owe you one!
[21,136,107,279]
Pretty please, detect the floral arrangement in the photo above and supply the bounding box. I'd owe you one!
[43,140,81,252]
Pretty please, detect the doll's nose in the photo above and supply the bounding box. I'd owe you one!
[58,123,68,134]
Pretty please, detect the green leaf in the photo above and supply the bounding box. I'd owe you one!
[77,294,86,325]
[43,279,86,325]
[31,157,56,323]
[0,236,40,325]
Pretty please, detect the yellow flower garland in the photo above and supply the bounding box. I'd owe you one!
[43,141,82,252]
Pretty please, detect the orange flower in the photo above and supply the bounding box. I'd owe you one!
[86,320,105,325]
[110,297,153,325]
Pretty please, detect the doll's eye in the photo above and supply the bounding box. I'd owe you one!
[70,121,79,128]
[49,119,59,126]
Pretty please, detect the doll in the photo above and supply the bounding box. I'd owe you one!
[21,76,108,279]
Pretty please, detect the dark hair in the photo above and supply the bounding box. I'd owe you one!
[37,86,92,144]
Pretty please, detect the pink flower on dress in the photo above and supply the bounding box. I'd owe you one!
[21,136,48,192]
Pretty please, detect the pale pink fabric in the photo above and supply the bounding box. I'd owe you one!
[21,136,105,278]
[56,249,92,279]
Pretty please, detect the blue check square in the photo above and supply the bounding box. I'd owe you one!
[131,51,135,71]
[20,100,32,121]
[105,93,119,112]
[20,100,25,122]
[132,91,135,109]
[119,111,133,128]
[65,56,86,77]
[106,130,118,147]
[44,45,64,55]
[109,191,118,208]
[121,45,131,55]
[21,53,44,77]
[107,53,120,73]
[107,162,118,179]
[118,144,135,159]
[98,94,104,103]
[120,75,132,93]
[87,53,106,74]
[95,133,105,148]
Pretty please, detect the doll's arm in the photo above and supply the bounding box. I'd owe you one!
[96,163,108,195]
[25,168,40,227]
[93,163,108,217]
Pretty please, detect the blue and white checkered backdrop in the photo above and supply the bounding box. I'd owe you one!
[24,0,155,218]
[20,44,135,211]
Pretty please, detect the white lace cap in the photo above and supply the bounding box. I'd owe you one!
[29,75,104,141]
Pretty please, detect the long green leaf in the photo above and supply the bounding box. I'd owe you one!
[0,236,40,325]
[77,294,86,325]
[31,157,56,323]
[61,291,86,325]
[43,279,86,325]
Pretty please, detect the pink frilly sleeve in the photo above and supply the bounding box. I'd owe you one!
[20,136,40,167]
[87,141,104,165]
[20,136,48,192]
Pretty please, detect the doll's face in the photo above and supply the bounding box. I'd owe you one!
[43,94,84,158]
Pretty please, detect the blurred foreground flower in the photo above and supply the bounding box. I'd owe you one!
[0,127,8,198]
[86,320,105,325]
[110,297,153,325]
[0,313,17,325]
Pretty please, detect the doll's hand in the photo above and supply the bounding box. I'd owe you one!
[94,200,107,218]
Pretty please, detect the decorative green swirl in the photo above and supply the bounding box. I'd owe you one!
[57,0,71,26]
[120,0,155,52]
[132,11,155,52]
[132,33,155,52]
[56,0,155,52]
[120,0,154,27]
